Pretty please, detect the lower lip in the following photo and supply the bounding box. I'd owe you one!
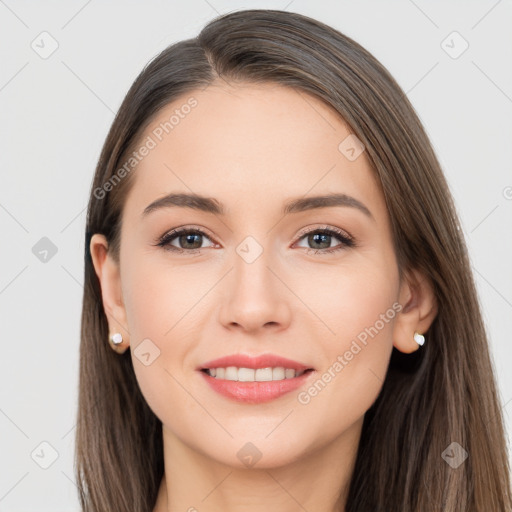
[199,370,314,404]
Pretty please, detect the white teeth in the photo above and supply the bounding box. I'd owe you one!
[206,366,307,381]
[238,368,255,381]
[272,367,285,380]
[255,368,273,381]
[285,368,296,379]
[225,366,238,381]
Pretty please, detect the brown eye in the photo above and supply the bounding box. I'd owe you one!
[156,228,215,253]
[294,226,355,255]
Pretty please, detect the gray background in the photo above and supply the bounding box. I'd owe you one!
[1,0,511,510]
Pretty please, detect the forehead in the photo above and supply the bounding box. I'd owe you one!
[122,81,385,223]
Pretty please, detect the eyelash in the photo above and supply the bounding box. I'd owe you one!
[154,225,356,256]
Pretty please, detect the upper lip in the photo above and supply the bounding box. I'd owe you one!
[198,353,313,371]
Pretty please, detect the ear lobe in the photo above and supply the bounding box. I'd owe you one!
[393,268,438,354]
[89,234,130,347]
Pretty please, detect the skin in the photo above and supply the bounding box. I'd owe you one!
[90,81,437,512]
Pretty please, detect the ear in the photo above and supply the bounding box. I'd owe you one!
[393,267,438,354]
[89,234,130,352]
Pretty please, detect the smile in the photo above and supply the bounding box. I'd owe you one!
[197,353,315,403]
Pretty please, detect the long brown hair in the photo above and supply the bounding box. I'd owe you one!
[76,9,512,511]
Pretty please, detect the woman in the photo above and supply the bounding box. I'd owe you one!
[76,8,512,511]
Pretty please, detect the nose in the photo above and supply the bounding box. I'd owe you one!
[218,248,292,334]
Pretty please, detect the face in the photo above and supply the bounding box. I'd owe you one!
[115,81,402,468]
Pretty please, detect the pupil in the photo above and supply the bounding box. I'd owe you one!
[310,233,330,249]
[181,233,201,249]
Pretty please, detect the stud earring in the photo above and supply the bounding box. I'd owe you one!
[413,332,425,346]
[109,332,128,353]
[110,332,123,345]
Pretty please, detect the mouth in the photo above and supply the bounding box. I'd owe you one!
[200,367,314,381]
[197,354,315,403]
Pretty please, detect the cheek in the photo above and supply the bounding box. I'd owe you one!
[333,266,399,352]
[120,255,185,415]
[334,259,398,372]
[296,260,398,429]
[121,252,219,426]
[121,248,209,339]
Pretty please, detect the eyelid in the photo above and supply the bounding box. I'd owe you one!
[293,224,353,243]
[159,224,217,241]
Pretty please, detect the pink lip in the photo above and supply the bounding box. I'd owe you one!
[199,370,314,404]
[198,353,312,371]
[197,353,315,404]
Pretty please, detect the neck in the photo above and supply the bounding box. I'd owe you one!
[153,418,362,512]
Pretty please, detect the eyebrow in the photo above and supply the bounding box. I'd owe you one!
[141,192,374,221]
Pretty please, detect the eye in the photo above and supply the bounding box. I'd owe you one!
[155,226,216,254]
[154,224,356,256]
[293,225,356,255]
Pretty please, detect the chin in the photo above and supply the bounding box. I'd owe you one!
[196,431,314,470]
